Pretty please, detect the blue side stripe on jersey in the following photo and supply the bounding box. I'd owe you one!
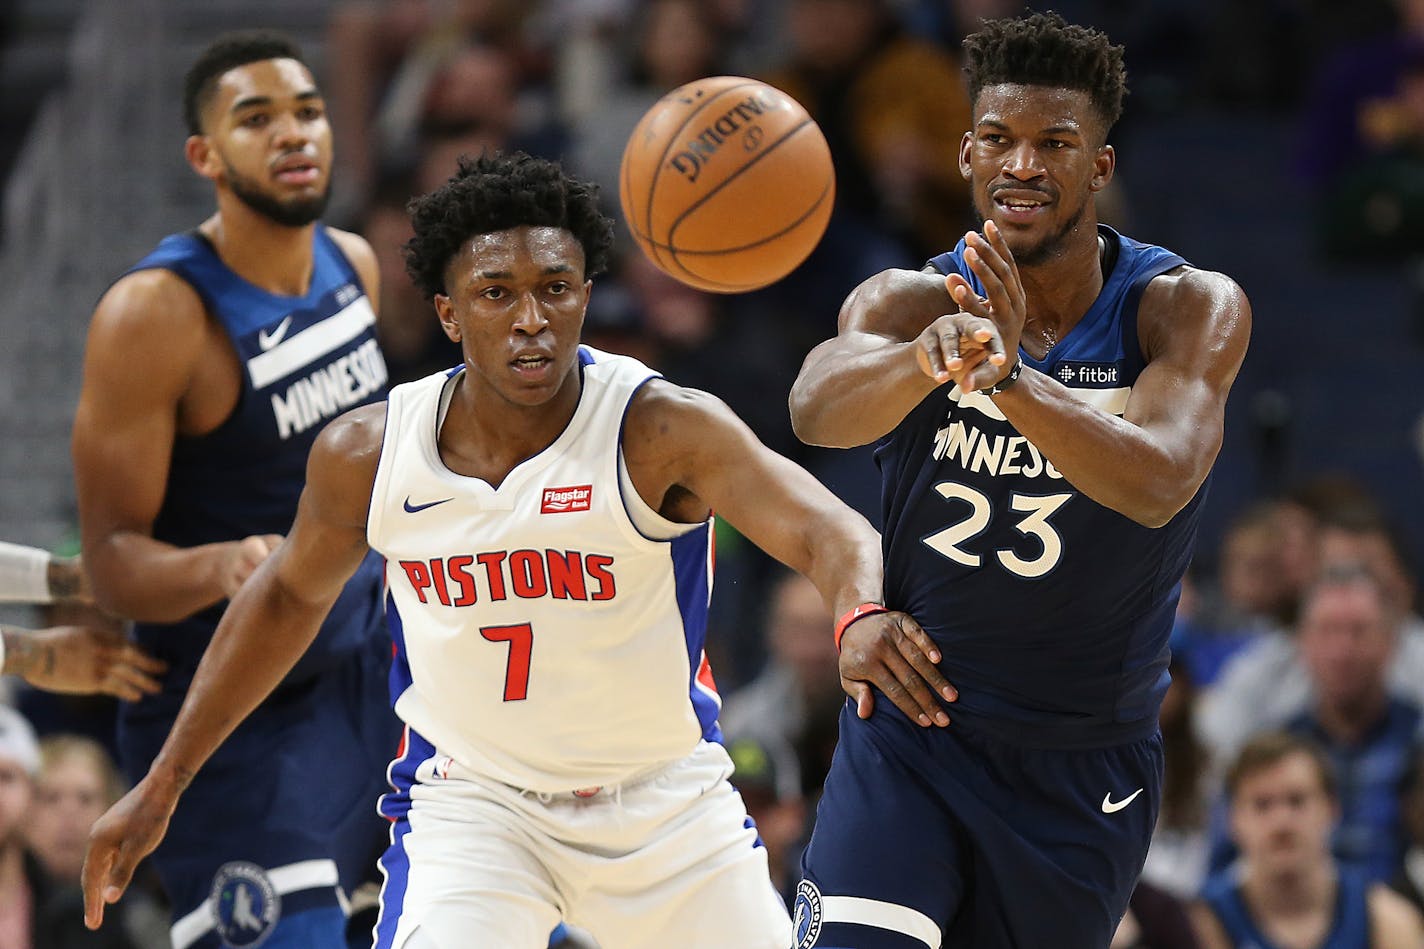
[670,523,722,742]
[372,812,415,949]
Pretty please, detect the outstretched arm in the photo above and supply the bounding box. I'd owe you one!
[81,402,386,929]
[1,624,165,701]
[624,382,955,726]
[790,265,1007,449]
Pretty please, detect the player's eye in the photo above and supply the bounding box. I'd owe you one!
[480,287,506,300]
[546,281,570,295]
[241,113,269,128]
[298,106,324,122]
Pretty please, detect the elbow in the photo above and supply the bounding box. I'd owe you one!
[789,386,832,448]
[1125,479,1201,529]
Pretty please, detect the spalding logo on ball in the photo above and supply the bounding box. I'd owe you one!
[620,76,835,294]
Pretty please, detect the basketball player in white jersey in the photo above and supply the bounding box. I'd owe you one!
[81,151,952,948]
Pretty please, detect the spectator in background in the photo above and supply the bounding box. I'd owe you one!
[764,0,971,261]
[26,735,167,948]
[1191,731,1423,949]
[0,707,140,948]
[1289,567,1421,881]
[726,733,808,907]
[1205,567,1422,884]
[1197,501,1424,765]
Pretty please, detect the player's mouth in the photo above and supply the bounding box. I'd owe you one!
[511,352,554,380]
[991,189,1050,223]
[272,154,322,186]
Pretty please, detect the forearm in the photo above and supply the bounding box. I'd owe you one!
[88,532,236,622]
[792,506,887,619]
[0,541,52,603]
[993,369,1208,527]
[149,566,330,790]
[790,338,938,448]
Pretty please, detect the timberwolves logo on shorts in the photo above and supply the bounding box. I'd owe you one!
[793,879,824,948]
[210,861,280,947]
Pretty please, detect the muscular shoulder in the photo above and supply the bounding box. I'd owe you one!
[1138,264,1251,366]
[312,402,387,468]
[306,403,387,524]
[1368,883,1424,948]
[841,267,956,340]
[87,268,212,381]
[622,378,731,456]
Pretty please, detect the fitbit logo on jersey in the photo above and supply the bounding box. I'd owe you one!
[669,92,784,183]
[541,485,592,514]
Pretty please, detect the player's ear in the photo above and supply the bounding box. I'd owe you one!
[434,294,461,342]
[1089,144,1115,193]
[959,131,973,181]
[185,134,221,182]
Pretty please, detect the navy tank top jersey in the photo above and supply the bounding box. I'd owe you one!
[124,228,389,694]
[1201,868,1371,949]
[881,224,1199,747]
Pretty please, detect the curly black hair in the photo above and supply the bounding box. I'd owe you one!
[962,12,1127,134]
[183,31,308,136]
[403,151,616,301]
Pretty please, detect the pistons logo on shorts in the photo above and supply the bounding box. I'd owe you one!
[793,879,824,948]
[210,861,280,947]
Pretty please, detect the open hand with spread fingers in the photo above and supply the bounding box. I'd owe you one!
[838,610,958,727]
[924,220,1028,393]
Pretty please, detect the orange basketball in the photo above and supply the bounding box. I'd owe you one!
[619,76,835,294]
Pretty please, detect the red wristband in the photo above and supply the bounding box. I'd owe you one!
[835,603,889,652]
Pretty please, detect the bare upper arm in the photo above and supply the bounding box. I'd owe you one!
[72,271,210,538]
[1368,883,1424,949]
[272,402,386,605]
[837,267,957,341]
[622,380,870,574]
[1122,266,1250,473]
[328,228,381,314]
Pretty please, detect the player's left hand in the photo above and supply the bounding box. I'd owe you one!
[839,612,956,727]
[83,771,180,929]
[945,220,1026,390]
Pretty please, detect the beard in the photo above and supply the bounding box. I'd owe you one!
[224,160,330,228]
[971,192,1087,267]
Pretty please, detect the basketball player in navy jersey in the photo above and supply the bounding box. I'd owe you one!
[788,12,1251,949]
[79,151,943,949]
[1191,732,1423,949]
[69,32,402,949]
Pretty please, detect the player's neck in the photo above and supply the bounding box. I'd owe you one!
[202,198,318,297]
[1016,223,1105,343]
[1245,860,1335,919]
[438,364,583,488]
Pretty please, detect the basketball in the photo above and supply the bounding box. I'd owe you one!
[619,76,835,294]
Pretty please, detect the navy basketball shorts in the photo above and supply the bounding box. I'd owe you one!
[118,635,401,949]
[794,702,1163,949]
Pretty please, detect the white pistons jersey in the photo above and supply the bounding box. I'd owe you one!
[367,347,721,794]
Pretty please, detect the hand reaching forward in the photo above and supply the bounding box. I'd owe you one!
[916,221,1027,392]
[8,625,166,701]
[838,611,957,726]
[83,772,181,929]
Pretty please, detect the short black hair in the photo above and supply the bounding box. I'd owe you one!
[403,151,615,301]
[962,11,1127,133]
[183,30,309,136]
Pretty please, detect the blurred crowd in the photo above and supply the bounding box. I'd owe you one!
[2,0,1424,946]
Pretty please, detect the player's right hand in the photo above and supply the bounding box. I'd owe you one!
[82,772,180,929]
[913,311,1007,392]
[218,533,284,598]
[839,612,957,727]
[20,625,166,701]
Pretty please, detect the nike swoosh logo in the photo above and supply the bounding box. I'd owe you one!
[1101,788,1144,814]
[257,315,294,350]
[403,496,454,514]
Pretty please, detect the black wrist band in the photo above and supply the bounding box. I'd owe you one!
[983,358,1023,396]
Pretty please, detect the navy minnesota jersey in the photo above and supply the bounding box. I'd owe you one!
[124,228,389,699]
[880,225,1201,747]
